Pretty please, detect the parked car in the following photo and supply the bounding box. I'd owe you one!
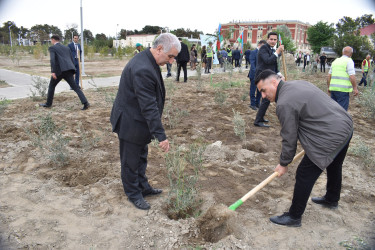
[320,47,338,65]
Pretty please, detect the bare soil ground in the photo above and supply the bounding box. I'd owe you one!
[0,55,374,249]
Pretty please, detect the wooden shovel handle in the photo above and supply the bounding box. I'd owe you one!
[241,150,305,203]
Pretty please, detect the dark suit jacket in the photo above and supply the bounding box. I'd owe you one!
[68,42,82,63]
[49,43,76,76]
[245,49,251,61]
[110,48,166,145]
[176,42,189,63]
[255,43,279,79]
[248,48,258,79]
[233,49,241,60]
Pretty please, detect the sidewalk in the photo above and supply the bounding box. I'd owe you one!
[0,66,241,100]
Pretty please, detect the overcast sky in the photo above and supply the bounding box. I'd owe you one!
[1,0,374,37]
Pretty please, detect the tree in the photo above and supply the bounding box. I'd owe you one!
[331,14,375,61]
[275,26,296,53]
[64,23,79,43]
[83,29,94,42]
[307,21,335,54]
[119,29,127,39]
[30,24,62,43]
[141,25,162,34]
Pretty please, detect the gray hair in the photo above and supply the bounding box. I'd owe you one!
[342,46,353,54]
[153,33,181,53]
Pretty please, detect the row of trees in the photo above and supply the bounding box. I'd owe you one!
[0,22,204,46]
[307,14,375,60]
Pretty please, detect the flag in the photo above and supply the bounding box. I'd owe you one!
[279,34,282,46]
[237,31,244,54]
[217,23,223,51]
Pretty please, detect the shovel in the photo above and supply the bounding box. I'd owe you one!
[228,150,305,211]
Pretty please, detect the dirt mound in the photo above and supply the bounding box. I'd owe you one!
[197,204,236,243]
[242,139,267,153]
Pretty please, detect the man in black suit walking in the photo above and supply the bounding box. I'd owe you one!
[40,35,89,110]
[110,33,181,210]
[253,32,284,127]
[68,35,82,88]
[176,37,189,82]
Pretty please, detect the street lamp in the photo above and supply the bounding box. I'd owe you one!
[9,22,13,47]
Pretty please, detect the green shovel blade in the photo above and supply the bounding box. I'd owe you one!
[228,199,243,211]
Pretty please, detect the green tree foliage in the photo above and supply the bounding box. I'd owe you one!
[275,26,296,53]
[331,14,375,61]
[171,28,203,38]
[63,24,79,43]
[307,21,335,54]
[30,24,62,43]
[83,29,94,42]
[141,25,162,34]
[119,29,127,39]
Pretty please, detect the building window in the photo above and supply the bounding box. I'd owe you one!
[248,30,252,41]
[257,26,263,42]
[230,26,234,39]
[248,26,253,30]
[267,25,273,32]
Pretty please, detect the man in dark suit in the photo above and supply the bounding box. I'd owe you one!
[110,33,181,210]
[233,47,241,67]
[254,32,284,127]
[176,37,189,82]
[245,48,251,69]
[39,35,89,110]
[68,35,82,88]
[248,40,266,110]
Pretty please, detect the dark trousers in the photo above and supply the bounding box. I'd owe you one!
[320,62,326,72]
[166,63,172,76]
[234,59,240,67]
[46,70,88,106]
[245,59,250,68]
[359,71,368,86]
[289,138,351,218]
[227,56,233,65]
[176,61,187,82]
[205,57,212,73]
[249,78,261,107]
[254,97,270,124]
[119,139,152,201]
[331,91,349,111]
[73,59,80,87]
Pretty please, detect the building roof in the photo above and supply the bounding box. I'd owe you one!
[360,23,375,36]
[223,20,310,26]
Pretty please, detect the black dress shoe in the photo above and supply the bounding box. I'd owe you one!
[311,196,338,209]
[128,198,150,210]
[81,102,90,110]
[39,103,51,108]
[249,105,258,110]
[260,119,269,123]
[270,212,301,227]
[254,122,270,128]
[142,188,163,197]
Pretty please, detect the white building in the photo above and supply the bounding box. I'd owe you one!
[113,34,157,48]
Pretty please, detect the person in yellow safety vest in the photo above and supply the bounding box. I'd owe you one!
[359,54,371,86]
[134,43,142,56]
[327,46,358,111]
[204,41,215,74]
[227,45,233,65]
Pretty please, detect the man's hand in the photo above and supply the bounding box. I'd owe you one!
[51,73,57,80]
[276,45,284,54]
[274,164,288,177]
[159,139,170,152]
[353,87,359,96]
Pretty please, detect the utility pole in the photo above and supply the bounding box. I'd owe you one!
[80,0,86,75]
[9,22,13,48]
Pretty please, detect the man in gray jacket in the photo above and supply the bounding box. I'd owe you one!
[255,69,353,227]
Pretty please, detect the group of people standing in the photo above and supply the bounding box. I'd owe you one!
[37,31,360,230]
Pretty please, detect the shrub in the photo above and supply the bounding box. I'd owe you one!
[214,90,227,106]
[232,109,246,141]
[356,87,375,119]
[30,75,49,101]
[165,145,203,219]
[339,235,370,250]
[27,114,70,167]
[0,98,11,116]
[348,135,374,168]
